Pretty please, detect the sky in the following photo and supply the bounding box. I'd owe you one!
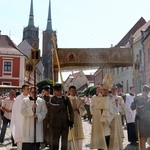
[1,0,150,80]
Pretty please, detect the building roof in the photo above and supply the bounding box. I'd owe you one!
[77,83,88,91]
[125,20,150,47]
[18,40,32,57]
[65,71,81,84]
[141,22,150,43]
[116,17,146,47]
[0,35,23,55]
[85,75,94,82]
[0,35,16,48]
[93,67,102,76]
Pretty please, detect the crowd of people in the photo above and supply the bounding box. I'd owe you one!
[0,82,150,150]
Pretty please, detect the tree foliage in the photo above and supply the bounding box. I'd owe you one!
[37,78,53,94]
[89,86,96,96]
[83,86,96,96]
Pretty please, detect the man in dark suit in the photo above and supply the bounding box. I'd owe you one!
[50,83,74,150]
[42,85,53,149]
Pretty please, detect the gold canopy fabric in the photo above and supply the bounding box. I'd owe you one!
[53,48,133,70]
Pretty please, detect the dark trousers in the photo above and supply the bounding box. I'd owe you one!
[22,142,40,150]
[52,126,69,150]
[127,122,137,142]
[0,116,15,145]
[0,116,10,143]
[84,104,92,122]
[43,120,52,146]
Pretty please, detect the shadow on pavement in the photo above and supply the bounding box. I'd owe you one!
[0,144,4,147]
[4,142,12,146]
[124,144,137,150]
[124,144,150,150]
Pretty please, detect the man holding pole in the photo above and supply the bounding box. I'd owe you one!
[21,86,47,150]
[68,85,84,150]
[50,83,74,150]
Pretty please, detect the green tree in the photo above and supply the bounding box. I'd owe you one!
[83,86,92,96]
[83,86,96,96]
[37,78,53,94]
[89,86,96,96]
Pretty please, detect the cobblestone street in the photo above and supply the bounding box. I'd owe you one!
[0,120,150,150]
[81,119,150,150]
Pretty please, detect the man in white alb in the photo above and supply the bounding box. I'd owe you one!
[10,84,30,150]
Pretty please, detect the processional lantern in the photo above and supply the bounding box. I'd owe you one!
[25,40,40,83]
[31,42,40,65]
[26,60,34,73]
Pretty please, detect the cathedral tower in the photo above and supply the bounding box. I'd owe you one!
[42,0,55,79]
[22,0,39,48]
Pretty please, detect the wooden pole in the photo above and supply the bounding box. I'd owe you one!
[137,119,141,150]
[52,44,55,85]
[33,67,37,150]
[136,106,141,150]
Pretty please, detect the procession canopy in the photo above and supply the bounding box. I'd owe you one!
[53,48,133,70]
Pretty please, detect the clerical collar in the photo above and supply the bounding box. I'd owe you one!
[29,96,37,101]
[102,95,107,97]
[129,93,134,96]
[56,96,62,98]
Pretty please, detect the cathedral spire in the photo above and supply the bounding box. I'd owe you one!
[46,0,52,31]
[28,0,34,27]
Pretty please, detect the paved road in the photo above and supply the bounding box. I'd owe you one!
[0,120,150,150]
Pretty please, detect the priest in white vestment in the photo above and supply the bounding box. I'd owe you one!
[108,85,125,150]
[21,86,47,150]
[90,84,111,150]
[68,85,84,150]
[10,84,30,150]
[125,86,137,145]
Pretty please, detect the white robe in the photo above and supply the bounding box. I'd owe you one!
[90,94,111,150]
[68,95,84,150]
[21,96,47,143]
[108,95,124,150]
[125,93,136,123]
[10,93,28,143]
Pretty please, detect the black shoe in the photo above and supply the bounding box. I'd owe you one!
[12,143,17,147]
[85,143,90,147]
[130,141,138,146]
[0,140,3,144]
